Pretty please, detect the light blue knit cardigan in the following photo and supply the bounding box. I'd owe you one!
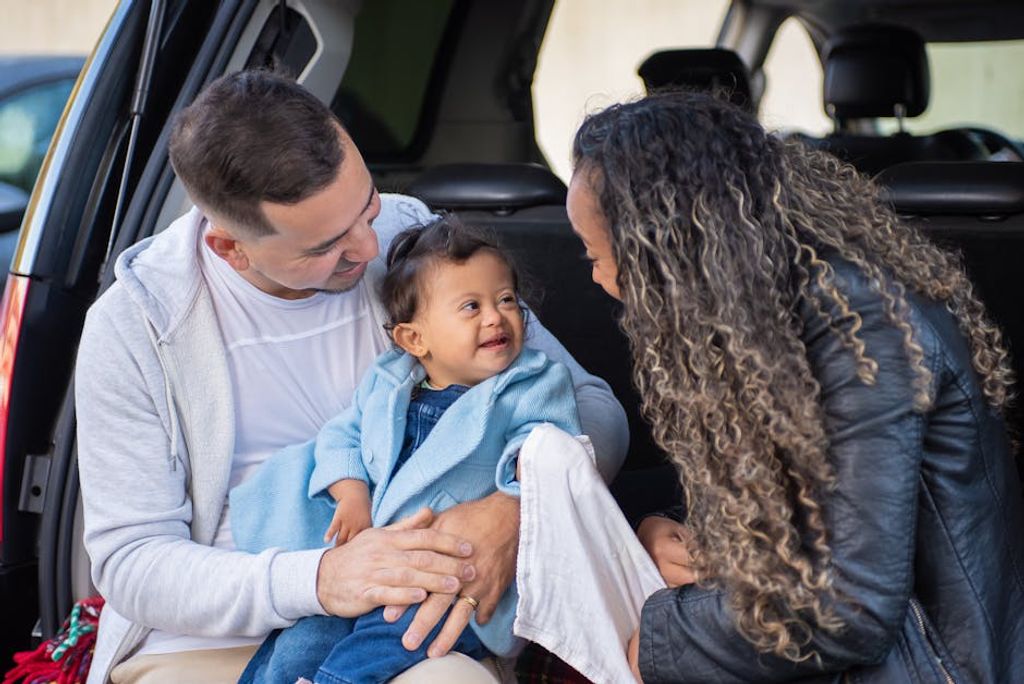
[229,346,581,656]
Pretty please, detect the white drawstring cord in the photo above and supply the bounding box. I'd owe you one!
[145,321,179,471]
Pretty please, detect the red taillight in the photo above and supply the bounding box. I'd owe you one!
[0,274,30,544]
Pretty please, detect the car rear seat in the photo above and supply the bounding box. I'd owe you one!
[794,25,986,176]
[877,161,1024,443]
[405,163,680,523]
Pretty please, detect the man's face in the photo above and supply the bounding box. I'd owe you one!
[215,129,382,299]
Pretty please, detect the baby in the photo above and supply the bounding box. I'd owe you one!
[230,216,582,683]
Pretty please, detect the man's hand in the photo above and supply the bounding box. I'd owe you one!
[390,492,519,657]
[637,516,697,587]
[316,507,476,617]
[325,479,372,546]
[627,628,644,682]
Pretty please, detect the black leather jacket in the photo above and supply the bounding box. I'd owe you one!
[638,257,1024,683]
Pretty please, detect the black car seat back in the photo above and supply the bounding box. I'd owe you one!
[637,48,753,113]
[824,24,929,121]
[797,25,986,175]
[879,161,1024,441]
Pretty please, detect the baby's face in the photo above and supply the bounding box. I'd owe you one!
[413,250,525,388]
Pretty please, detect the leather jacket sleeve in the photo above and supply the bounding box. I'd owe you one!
[639,264,936,683]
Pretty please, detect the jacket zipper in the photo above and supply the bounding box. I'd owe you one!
[909,599,955,684]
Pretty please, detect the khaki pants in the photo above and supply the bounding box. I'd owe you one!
[109,644,503,683]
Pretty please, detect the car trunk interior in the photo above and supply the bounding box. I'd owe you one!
[11,0,1023,657]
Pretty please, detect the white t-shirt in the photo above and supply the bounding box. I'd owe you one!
[138,227,389,655]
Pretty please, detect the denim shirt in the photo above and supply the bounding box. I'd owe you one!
[393,383,469,474]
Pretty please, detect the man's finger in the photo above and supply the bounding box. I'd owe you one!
[383,605,407,623]
[406,550,477,579]
[363,586,428,607]
[467,581,502,624]
[387,507,434,531]
[387,550,475,584]
[402,593,454,651]
[475,598,495,624]
[372,566,462,595]
[390,528,473,558]
[427,597,474,658]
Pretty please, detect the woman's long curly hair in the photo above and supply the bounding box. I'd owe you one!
[572,90,1014,661]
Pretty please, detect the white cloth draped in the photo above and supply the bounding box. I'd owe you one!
[515,425,667,683]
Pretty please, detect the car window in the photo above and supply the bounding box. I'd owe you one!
[332,0,456,160]
[759,17,831,136]
[879,39,1024,140]
[534,0,729,182]
[0,78,76,194]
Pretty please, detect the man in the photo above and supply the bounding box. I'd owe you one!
[75,70,628,684]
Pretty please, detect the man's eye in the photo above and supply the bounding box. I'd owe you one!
[311,243,340,257]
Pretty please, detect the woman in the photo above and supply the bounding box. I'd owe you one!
[567,91,1024,682]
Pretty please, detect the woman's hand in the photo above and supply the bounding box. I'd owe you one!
[637,515,697,587]
[627,628,644,682]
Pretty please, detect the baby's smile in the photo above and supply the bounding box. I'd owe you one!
[480,333,511,350]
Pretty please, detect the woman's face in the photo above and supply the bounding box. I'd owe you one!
[567,170,621,301]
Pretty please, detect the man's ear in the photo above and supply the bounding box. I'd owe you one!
[392,323,427,358]
[204,226,250,272]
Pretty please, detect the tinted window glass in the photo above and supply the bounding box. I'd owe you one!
[0,78,75,193]
[534,0,729,181]
[879,39,1024,140]
[333,0,455,158]
[760,17,831,135]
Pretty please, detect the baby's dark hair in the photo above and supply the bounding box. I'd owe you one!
[381,215,524,331]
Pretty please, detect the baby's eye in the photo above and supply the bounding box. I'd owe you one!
[498,294,517,306]
[461,300,480,312]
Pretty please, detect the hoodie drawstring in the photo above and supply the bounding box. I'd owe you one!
[145,321,180,471]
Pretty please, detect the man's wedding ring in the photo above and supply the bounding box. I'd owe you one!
[458,594,480,611]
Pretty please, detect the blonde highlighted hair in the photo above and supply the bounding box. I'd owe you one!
[573,91,1013,661]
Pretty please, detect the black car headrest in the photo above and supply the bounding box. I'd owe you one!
[878,162,1024,215]
[823,25,929,119]
[406,164,567,211]
[637,48,753,112]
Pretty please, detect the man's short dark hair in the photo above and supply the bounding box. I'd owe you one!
[168,70,345,237]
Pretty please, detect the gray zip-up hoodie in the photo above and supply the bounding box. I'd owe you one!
[75,194,629,683]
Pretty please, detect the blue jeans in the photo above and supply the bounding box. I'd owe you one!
[238,605,490,684]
